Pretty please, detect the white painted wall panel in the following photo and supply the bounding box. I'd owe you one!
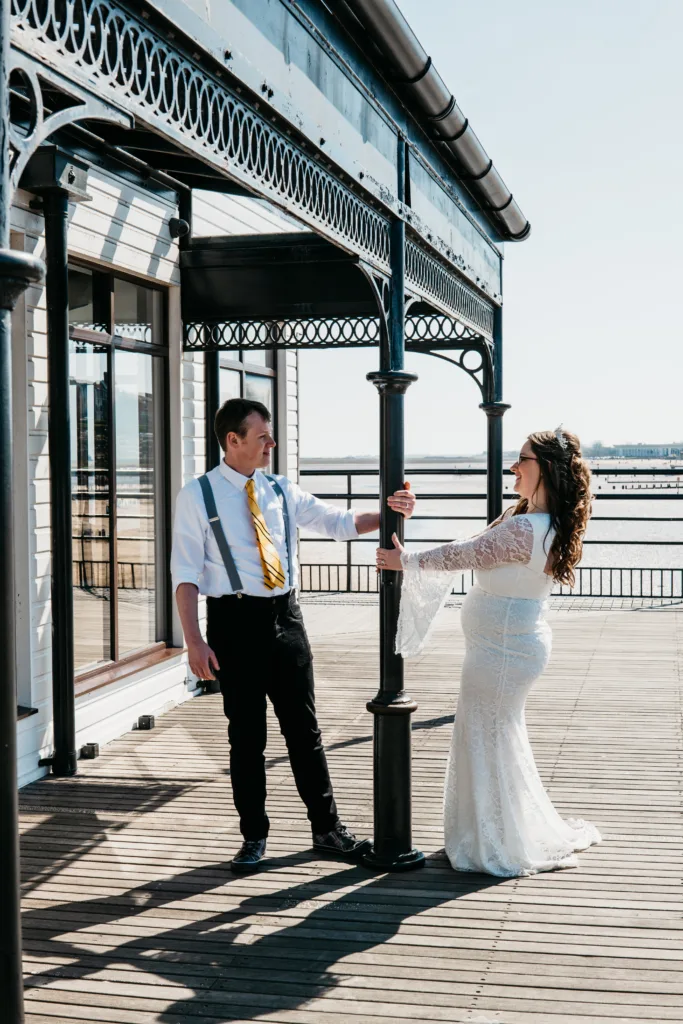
[12,171,301,788]
[17,657,192,788]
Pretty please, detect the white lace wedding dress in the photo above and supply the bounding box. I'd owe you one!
[397,511,601,877]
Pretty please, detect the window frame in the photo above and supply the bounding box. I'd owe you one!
[68,261,170,674]
[218,349,279,467]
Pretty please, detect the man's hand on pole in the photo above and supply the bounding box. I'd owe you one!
[387,481,415,519]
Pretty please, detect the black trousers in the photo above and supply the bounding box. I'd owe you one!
[207,590,339,841]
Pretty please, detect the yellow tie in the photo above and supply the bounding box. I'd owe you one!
[245,478,286,591]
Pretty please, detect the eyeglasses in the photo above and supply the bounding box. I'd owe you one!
[516,455,539,463]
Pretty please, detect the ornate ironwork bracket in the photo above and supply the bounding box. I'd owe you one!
[415,344,494,403]
[358,261,390,351]
[8,50,133,196]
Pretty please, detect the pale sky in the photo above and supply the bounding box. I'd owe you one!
[299,0,682,457]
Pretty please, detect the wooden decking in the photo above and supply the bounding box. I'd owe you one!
[19,600,683,1023]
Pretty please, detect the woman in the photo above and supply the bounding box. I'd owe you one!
[376,427,601,877]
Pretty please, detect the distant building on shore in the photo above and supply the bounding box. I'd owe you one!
[585,441,683,458]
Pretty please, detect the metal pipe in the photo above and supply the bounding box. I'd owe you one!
[0,5,45,1017]
[341,0,530,240]
[205,350,220,472]
[480,304,510,522]
[198,180,220,474]
[44,191,78,777]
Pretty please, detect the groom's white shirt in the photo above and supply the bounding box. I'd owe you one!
[171,461,359,598]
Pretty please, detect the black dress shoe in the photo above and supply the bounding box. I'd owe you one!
[231,838,267,873]
[312,824,371,859]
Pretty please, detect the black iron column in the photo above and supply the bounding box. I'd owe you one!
[480,402,510,522]
[44,191,78,776]
[480,306,510,522]
[0,5,46,1019]
[364,206,423,872]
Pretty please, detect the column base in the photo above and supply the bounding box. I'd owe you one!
[362,845,425,872]
[39,751,78,777]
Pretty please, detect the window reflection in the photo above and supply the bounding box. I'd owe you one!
[220,367,241,403]
[242,349,271,367]
[115,352,157,655]
[245,373,274,414]
[70,342,111,671]
[114,278,161,344]
[68,268,109,335]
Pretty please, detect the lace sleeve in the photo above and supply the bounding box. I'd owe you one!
[395,516,534,658]
[487,504,515,530]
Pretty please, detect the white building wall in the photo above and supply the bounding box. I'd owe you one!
[13,174,300,788]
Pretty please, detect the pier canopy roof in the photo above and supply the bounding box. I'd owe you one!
[10,0,527,314]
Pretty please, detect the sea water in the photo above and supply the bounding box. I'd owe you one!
[299,458,683,572]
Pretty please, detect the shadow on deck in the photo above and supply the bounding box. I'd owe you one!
[20,602,683,1023]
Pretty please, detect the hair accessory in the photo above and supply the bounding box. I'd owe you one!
[554,424,568,449]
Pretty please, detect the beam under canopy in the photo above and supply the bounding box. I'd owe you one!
[181,233,494,354]
[181,233,380,322]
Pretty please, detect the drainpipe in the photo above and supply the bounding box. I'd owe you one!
[340,0,530,241]
[22,147,91,778]
[0,6,45,1020]
[43,190,78,776]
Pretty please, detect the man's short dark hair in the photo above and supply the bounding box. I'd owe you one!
[214,398,271,451]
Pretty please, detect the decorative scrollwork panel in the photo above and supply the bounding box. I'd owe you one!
[405,313,487,348]
[406,240,496,339]
[11,0,503,332]
[183,311,490,356]
[184,317,383,352]
[11,0,391,271]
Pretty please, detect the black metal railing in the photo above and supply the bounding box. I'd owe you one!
[73,560,154,591]
[300,563,683,600]
[299,465,683,598]
[71,466,683,599]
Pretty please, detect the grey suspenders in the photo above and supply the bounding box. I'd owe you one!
[197,473,293,595]
[198,475,244,593]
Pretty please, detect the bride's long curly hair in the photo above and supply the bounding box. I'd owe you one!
[513,429,592,586]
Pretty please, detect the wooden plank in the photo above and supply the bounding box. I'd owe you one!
[19,605,683,1022]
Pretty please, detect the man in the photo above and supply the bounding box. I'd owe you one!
[171,397,414,872]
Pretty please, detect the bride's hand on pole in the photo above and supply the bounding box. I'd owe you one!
[387,481,415,519]
[376,533,404,572]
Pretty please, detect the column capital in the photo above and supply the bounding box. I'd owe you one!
[367,370,418,395]
[0,250,45,312]
[367,691,419,715]
[479,401,511,419]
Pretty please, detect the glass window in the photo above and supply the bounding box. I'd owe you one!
[114,278,161,344]
[220,367,241,403]
[68,268,95,330]
[70,341,111,672]
[242,349,272,368]
[69,267,166,672]
[245,373,274,415]
[116,352,157,656]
